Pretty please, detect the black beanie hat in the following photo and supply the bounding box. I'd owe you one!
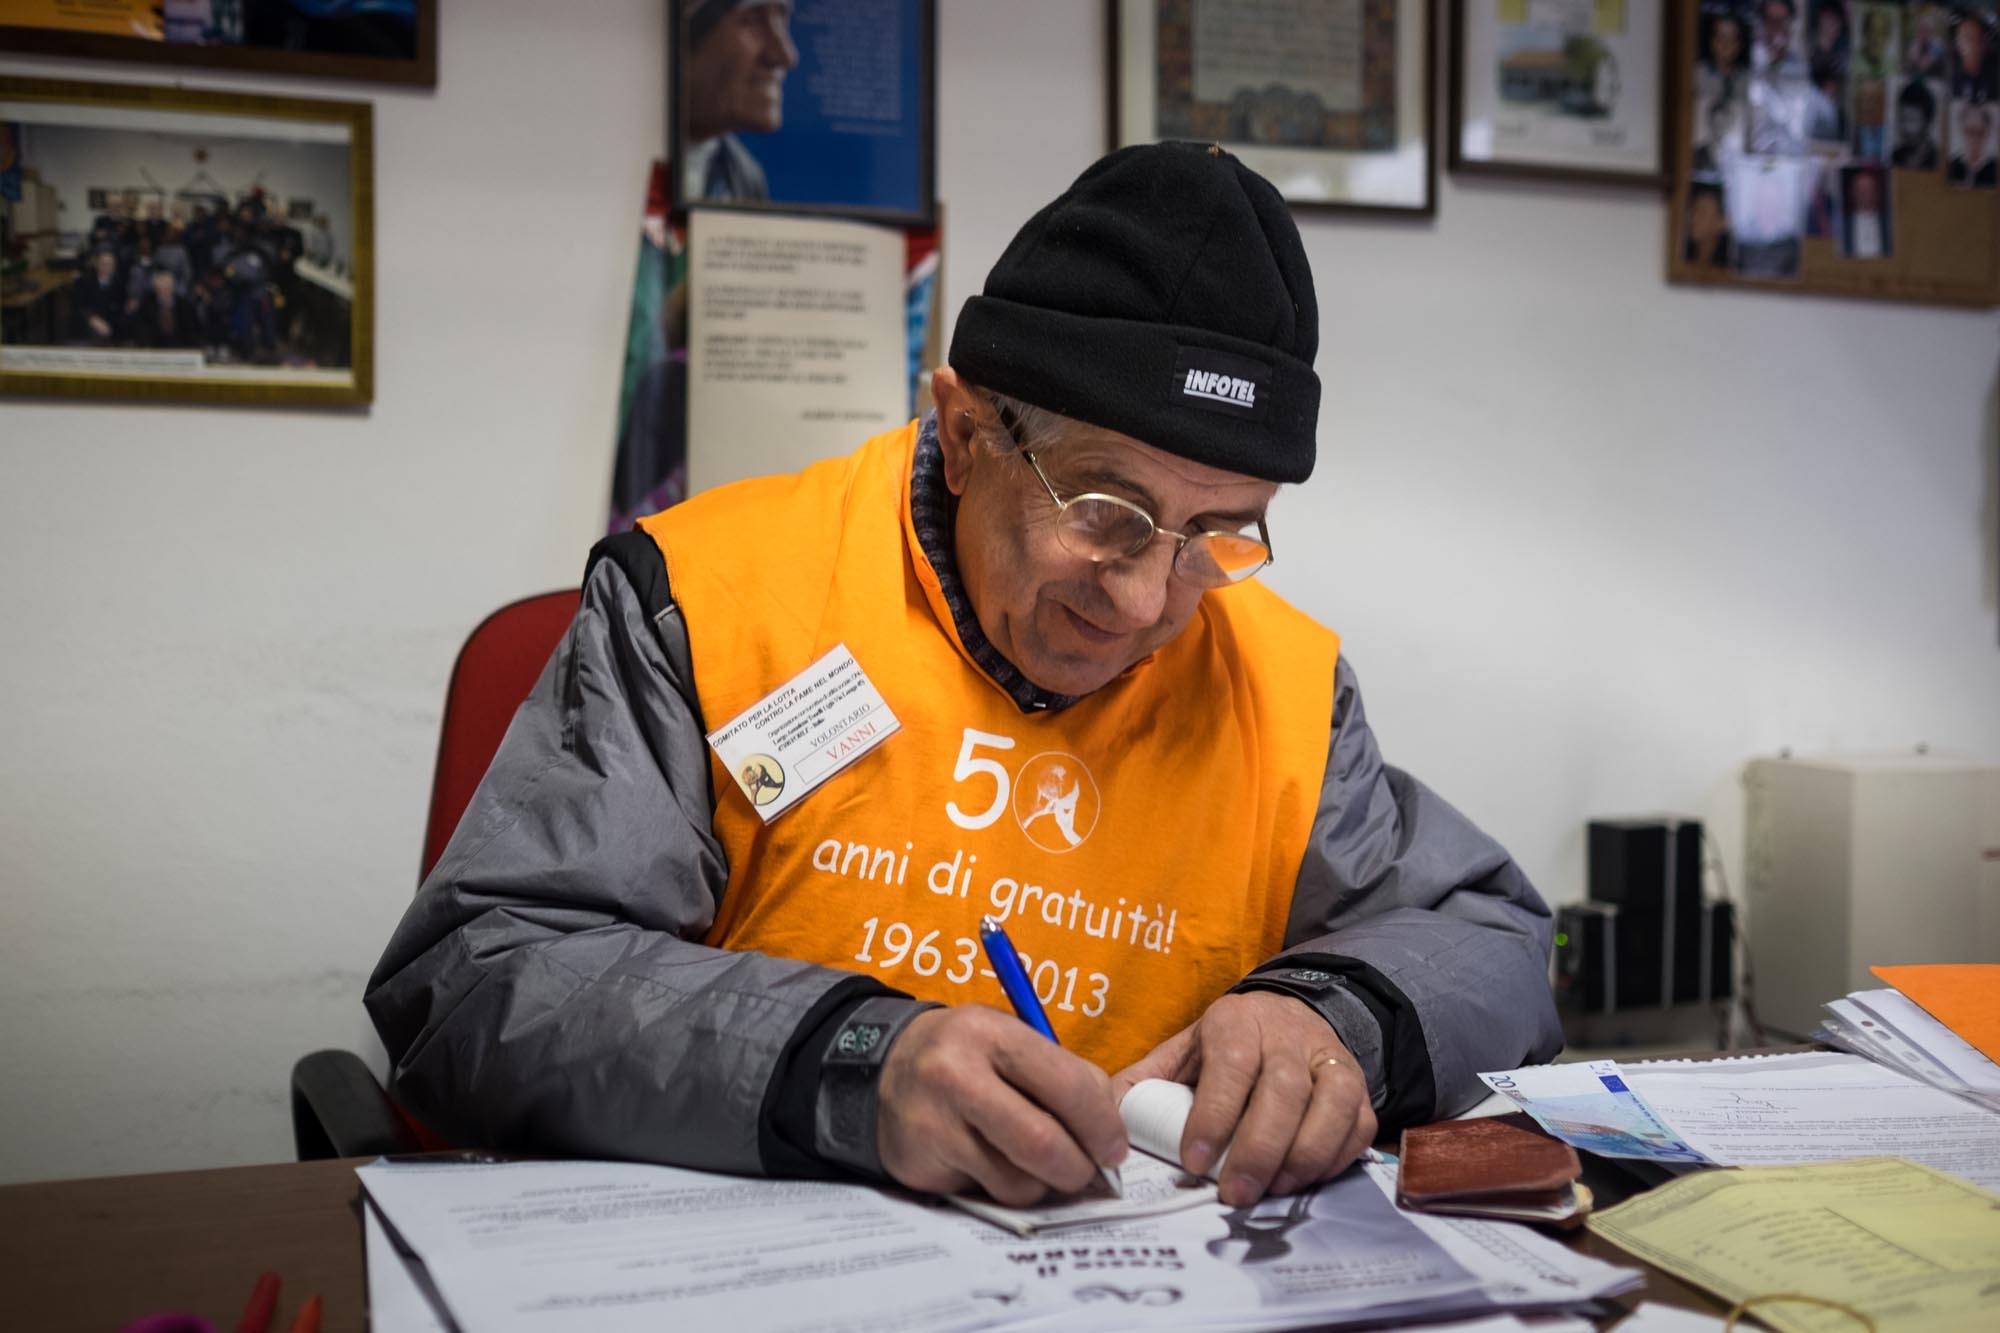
[949,141,1320,484]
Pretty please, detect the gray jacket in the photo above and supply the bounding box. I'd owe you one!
[367,549,1562,1177]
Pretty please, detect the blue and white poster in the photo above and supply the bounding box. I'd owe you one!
[673,0,933,223]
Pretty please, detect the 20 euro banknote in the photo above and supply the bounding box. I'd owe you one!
[1478,1061,1711,1164]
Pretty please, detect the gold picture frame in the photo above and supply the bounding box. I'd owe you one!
[1,76,374,406]
[0,2,436,88]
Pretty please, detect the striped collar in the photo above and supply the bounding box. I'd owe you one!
[909,413,1082,714]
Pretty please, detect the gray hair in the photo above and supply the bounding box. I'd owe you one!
[968,387,1089,458]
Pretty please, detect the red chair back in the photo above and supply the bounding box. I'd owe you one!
[420,590,581,883]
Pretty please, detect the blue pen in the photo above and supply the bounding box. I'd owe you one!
[979,915,1123,1197]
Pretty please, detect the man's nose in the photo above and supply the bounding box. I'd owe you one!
[764,18,799,67]
[1096,540,1176,629]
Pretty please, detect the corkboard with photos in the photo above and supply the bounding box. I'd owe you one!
[1669,1,2000,306]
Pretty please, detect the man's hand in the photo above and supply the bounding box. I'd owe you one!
[1113,991,1376,1206]
[876,1006,1128,1206]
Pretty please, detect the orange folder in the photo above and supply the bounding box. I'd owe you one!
[1871,964,2000,1065]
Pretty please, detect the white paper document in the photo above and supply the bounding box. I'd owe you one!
[360,1151,1636,1333]
[364,1201,449,1333]
[927,1157,1640,1332]
[947,1149,1217,1237]
[1842,988,2000,1114]
[930,1164,1491,1333]
[1823,997,1960,1088]
[1618,1051,2000,1192]
[686,210,908,493]
[947,1080,1222,1235]
[357,1158,1035,1333]
[1361,1159,1645,1313]
[1610,1304,1729,1331]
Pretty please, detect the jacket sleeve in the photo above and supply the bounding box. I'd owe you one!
[364,555,931,1177]
[1233,656,1563,1127]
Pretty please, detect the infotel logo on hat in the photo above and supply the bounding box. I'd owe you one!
[1171,346,1271,421]
[1182,368,1256,408]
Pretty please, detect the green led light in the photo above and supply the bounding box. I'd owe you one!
[1554,932,1569,948]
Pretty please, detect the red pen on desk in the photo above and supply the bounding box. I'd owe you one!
[285,1295,322,1333]
[235,1272,280,1333]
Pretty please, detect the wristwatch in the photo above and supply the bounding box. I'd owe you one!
[813,995,941,1177]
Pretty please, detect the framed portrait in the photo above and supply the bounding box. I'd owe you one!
[0,77,374,406]
[0,1,437,88]
[1449,1,1668,187]
[1108,0,1436,215]
[669,0,937,226]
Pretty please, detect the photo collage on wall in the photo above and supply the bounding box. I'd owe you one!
[1686,1,1996,278]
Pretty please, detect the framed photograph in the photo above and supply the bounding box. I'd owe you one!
[1108,0,1435,215]
[669,0,936,226]
[0,1,437,88]
[1,76,373,406]
[1449,0,1668,187]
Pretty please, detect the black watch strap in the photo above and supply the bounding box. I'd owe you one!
[1231,954,1433,1128]
[814,996,942,1177]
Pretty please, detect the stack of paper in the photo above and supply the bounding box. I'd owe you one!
[1869,963,2000,1063]
[1480,1051,2000,1194]
[1586,1157,2000,1332]
[357,1153,1640,1332]
[1817,978,2000,1116]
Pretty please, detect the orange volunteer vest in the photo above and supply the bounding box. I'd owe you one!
[640,421,1339,1072]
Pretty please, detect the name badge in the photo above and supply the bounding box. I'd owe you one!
[706,644,900,822]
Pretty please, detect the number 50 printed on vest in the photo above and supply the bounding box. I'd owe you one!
[810,728,1187,1034]
[946,730,1103,853]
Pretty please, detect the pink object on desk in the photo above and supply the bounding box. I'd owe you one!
[117,1317,216,1333]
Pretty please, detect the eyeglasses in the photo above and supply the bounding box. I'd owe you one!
[991,401,1274,588]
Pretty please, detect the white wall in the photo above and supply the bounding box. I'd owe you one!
[1,0,1995,1185]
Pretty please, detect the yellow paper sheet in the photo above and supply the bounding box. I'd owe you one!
[1871,963,2000,1066]
[1586,1158,2000,1332]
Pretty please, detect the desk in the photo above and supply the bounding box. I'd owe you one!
[1,1147,1739,1333]
[2,1157,369,1333]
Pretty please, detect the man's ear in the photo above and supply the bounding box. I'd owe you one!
[930,365,979,497]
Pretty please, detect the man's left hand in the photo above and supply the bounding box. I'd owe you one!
[1111,991,1376,1206]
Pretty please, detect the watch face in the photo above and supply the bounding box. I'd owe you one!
[833,1021,887,1058]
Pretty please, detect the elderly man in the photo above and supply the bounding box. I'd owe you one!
[368,143,1561,1209]
[680,0,798,202]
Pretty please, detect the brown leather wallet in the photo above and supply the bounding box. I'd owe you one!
[1397,1117,1589,1227]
